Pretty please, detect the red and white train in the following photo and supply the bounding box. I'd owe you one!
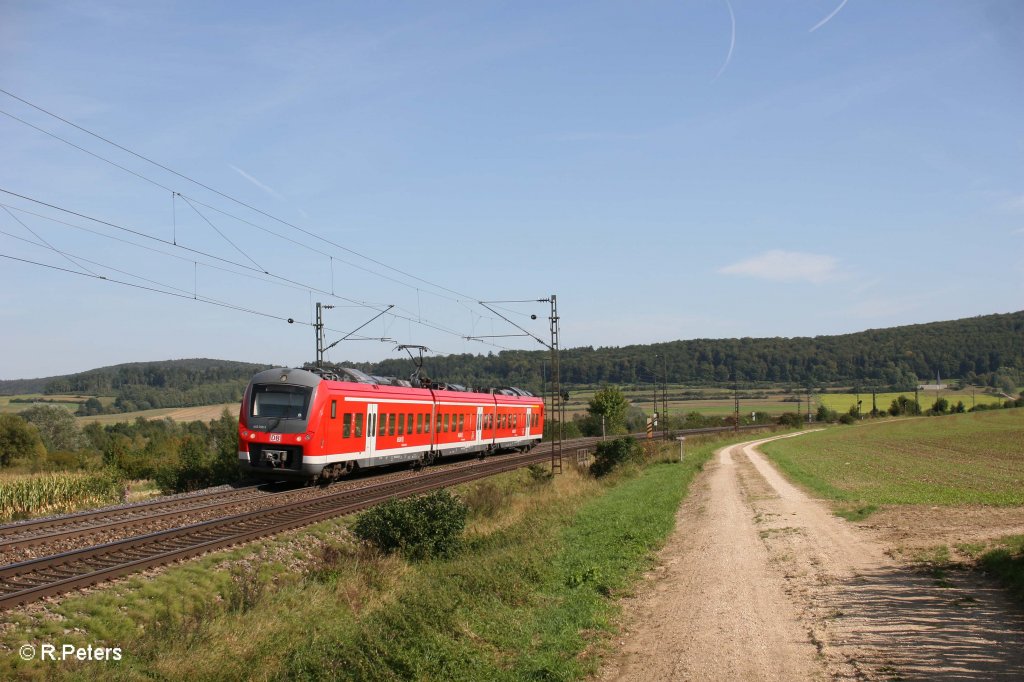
[238,367,544,481]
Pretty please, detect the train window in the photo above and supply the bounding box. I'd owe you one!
[408,413,413,434]
[343,413,352,438]
[388,413,396,436]
[379,414,386,437]
[436,413,442,433]
[443,414,449,432]
[425,413,430,433]
[355,413,364,437]
[416,413,423,434]
[458,414,464,431]
[398,413,405,435]
[331,400,337,419]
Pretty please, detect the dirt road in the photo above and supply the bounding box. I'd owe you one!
[599,434,1024,681]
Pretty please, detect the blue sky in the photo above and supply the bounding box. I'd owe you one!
[1,1,1022,380]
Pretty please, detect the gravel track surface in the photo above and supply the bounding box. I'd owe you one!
[599,434,1024,681]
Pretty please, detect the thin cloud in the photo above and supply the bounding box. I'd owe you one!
[810,0,850,33]
[713,0,736,82]
[719,250,840,284]
[1002,194,1024,212]
[229,164,285,201]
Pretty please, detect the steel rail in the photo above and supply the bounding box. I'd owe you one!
[0,485,265,541]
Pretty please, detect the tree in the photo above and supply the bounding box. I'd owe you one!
[0,414,46,466]
[587,386,630,435]
[19,405,84,452]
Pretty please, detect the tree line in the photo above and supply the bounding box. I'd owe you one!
[0,405,239,494]
[345,311,1023,393]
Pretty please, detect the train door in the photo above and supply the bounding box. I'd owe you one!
[525,407,532,437]
[366,403,378,457]
[476,407,483,442]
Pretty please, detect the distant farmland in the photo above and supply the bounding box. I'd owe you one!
[819,389,1004,414]
[75,403,237,425]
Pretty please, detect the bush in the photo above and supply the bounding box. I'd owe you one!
[815,405,839,423]
[777,412,804,428]
[352,490,468,561]
[589,436,643,478]
[838,413,856,425]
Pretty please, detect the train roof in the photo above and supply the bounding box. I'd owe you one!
[251,367,540,402]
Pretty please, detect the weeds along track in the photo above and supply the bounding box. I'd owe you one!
[0,426,766,610]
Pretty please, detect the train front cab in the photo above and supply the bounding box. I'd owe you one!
[238,368,324,480]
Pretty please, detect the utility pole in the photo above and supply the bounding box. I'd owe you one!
[549,295,563,475]
[662,354,669,439]
[470,295,562,473]
[733,369,740,432]
[315,302,333,366]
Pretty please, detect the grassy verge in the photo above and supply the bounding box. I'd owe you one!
[759,410,1024,514]
[1,430,766,681]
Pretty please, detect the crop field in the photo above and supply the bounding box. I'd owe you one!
[76,403,237,425]
[0,470,124,522]
[0,394,87,415]
[759,409,1024,506]
[818,390,1003,414]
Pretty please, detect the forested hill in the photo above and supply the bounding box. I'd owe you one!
[0,359,270,413]
[343,311,1024,391]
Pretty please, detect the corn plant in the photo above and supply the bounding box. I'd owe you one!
[0,470,125,522]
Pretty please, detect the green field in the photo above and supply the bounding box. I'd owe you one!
[0,394,88,415]
[818,390,1004,415]
[760,409,1024,506]
[563,385,802,419]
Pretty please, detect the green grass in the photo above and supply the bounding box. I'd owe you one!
[974,536,1024,604]
[1,431,761,681]
[760,409,1024,508]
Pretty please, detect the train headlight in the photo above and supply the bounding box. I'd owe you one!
[241,430,249,438]
[304,434,312,441]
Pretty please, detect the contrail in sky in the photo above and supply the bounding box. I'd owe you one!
[229,164,285,200]
[713,0,736,82]
[809,0,849,33]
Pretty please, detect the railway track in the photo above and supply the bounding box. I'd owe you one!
[0,484,267,550]
[0,448,559,610]
[0,425,771,610]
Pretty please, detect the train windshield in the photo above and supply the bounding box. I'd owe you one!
[250,384,312,419]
